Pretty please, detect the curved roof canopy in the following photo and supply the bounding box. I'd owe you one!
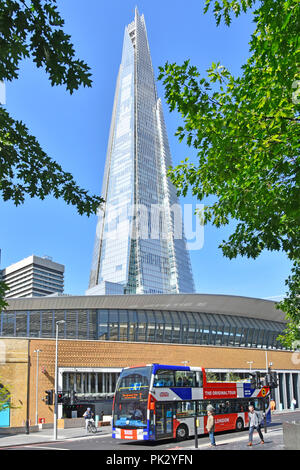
[5,293,285,323]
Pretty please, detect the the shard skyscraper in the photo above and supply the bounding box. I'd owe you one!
[88,9,195,295]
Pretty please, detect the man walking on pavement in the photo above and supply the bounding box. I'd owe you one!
[247,404,264,446]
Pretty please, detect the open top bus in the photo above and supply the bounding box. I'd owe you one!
[112,363,271,441]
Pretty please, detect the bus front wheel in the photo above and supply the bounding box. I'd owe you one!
[176,424,188,441]
[235,418,244,431]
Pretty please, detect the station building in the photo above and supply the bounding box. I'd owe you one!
[0,293,299,428]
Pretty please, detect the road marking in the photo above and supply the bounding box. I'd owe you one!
[1,445,69,450]
[0,432,111,449]
[57,433,109,442]
[24,446,69,450]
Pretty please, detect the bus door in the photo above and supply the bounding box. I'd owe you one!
[155,403,173,439]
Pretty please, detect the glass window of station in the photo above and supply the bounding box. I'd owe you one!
[0,308,286,349]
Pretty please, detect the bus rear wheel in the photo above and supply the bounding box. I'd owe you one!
[176,424,188,441]
[235,418,244,431]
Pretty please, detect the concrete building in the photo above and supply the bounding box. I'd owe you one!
[0,293,299,428]
[1,255,64,299]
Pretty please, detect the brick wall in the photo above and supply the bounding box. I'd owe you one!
[0,339,28,427]
[1,337,299,427]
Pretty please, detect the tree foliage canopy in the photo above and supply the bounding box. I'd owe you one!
[0,1,105,308]
[0,280,8,311]
[0,0,104,215]
[0,380,11,413]
[158,0,300,346]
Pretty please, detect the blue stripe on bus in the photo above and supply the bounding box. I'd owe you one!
[152,364,190,374]
[170,387,192,400]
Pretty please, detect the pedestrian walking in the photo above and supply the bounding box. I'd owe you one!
[83,407,94,434]
[206,407,216,447]
[247,404,264,446]
[291,397,297,410]
[270,399,276,413]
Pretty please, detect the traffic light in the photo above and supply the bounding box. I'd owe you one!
[265,369,278,388]
[45,389,53,405]
[249,371,262,389]
[57,392,70,404]
[270,371,278,388]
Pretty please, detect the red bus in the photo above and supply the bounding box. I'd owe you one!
[112,363,271,441]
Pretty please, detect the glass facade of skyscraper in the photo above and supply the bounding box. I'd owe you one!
[89,10,195,294]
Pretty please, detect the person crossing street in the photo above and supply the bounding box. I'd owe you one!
[247,404,264,446]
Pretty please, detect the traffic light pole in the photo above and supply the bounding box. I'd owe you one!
[34,349,42,425]
[53,320,65,441]
[53,324,59,441]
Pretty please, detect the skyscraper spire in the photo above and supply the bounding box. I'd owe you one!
[88,12,195,295]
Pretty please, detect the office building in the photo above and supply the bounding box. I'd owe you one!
[88,9,195,295]
[1,255,64,298]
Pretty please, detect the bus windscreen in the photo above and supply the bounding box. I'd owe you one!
[113,366,152,428]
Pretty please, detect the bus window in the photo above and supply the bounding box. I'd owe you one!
[233,400,243,413]
[175,371,195,387]
[225,401,231,414]
[253,399,264,410]
[195,371,203,388]
[218,402,227,414]
[242,399,249,412]
[153,370,175,387]
[176,401,196,418]
[197,400,207,416]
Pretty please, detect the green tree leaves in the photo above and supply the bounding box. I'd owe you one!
[0,1,104,310]
[0,378,18,413]
[0,106,103,215]
[277,260,300,348]
[0,280,8,311]
[158,0,300,346]
[0,0,92,93]
[0,1,103,217]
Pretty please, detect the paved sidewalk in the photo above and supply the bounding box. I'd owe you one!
[186,426,284,450]
[0,425,112,448]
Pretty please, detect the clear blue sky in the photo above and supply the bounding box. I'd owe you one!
[0,0,292,299]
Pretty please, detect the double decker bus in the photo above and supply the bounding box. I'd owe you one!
[112,364,271,441]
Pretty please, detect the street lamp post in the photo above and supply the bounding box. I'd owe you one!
[53,320,65,441]
[33,349,42,426]
[181,361,189,367]
[247,361,254,372]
